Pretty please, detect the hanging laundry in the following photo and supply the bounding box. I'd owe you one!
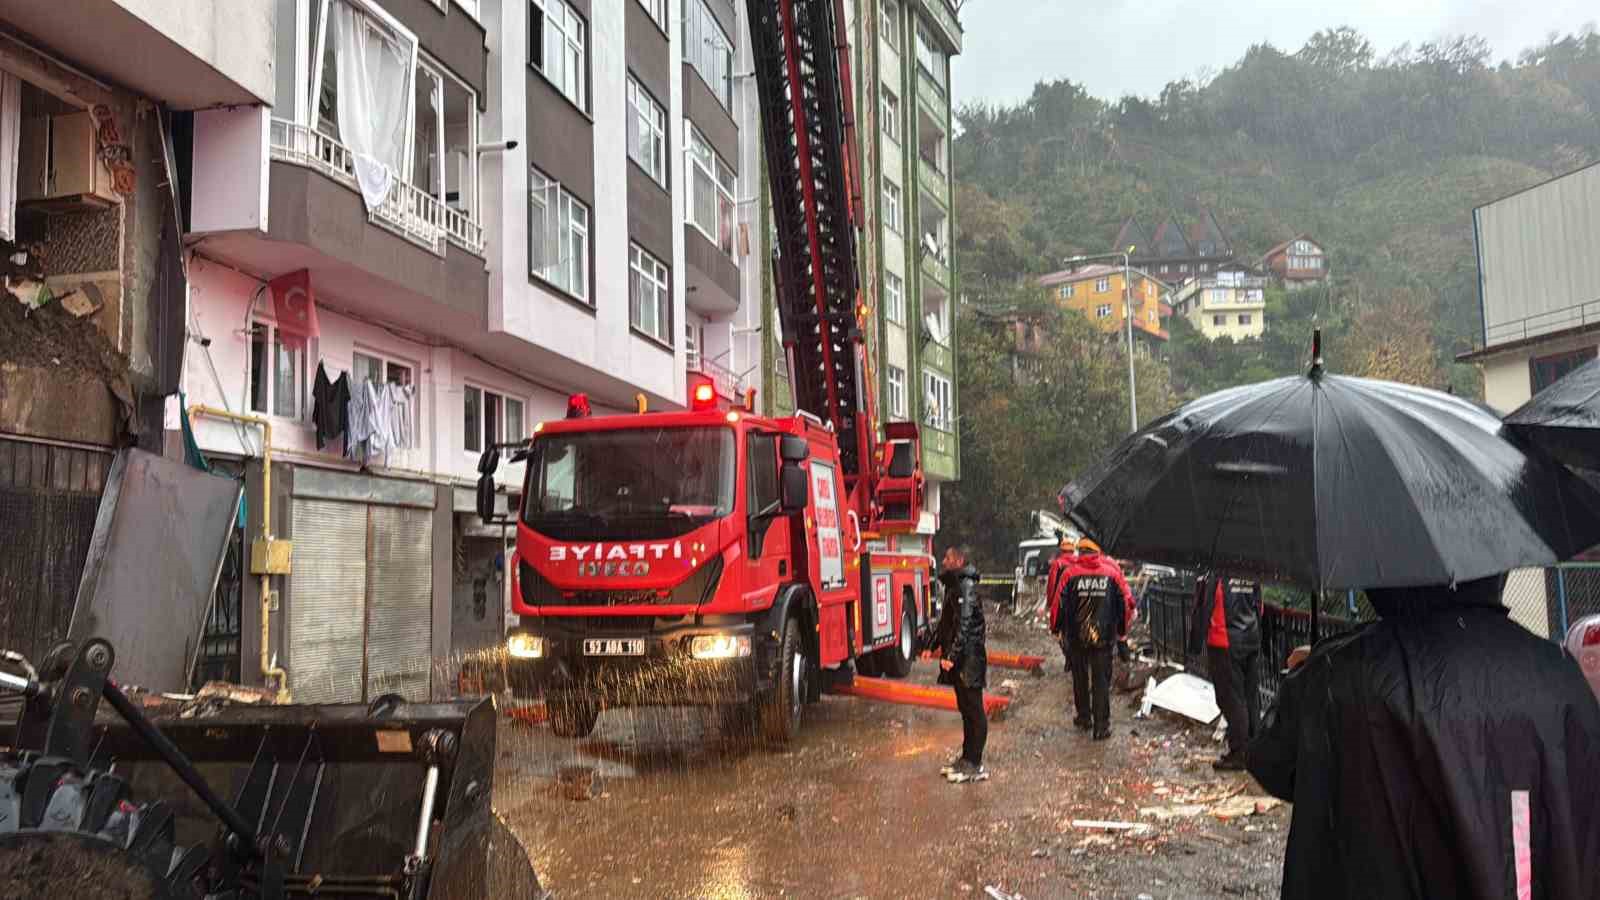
[366,379,393,458]
[346,377,376,464]
[311,363,351,452]
[389,382,415,451]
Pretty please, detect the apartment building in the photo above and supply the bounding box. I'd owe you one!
[1170,267,1267,341]
[161,0,747,701]
[1037,263,1170,351]
[750,0,964,551]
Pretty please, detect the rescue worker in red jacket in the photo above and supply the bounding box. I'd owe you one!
[1058,538,1135,739]
[1188,572,1263,771]
[1044,535,1078,672]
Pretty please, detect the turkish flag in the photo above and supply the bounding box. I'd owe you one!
[269,269,319,347]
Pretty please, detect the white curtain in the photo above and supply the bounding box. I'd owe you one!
[332,2,414,210]
[0,72,20,242]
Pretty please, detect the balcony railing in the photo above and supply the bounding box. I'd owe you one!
[917,161,948,205]
[690,355,748,398]
[921,250,949,289]
[269,118,485,257]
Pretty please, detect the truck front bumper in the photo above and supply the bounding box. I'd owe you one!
[504,617,771,706]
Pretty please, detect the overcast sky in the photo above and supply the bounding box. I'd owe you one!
[951,0,1598,106]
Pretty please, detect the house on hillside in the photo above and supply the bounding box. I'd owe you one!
[1037,263,1169,354]
[1113,204,1238,287]
[1261,235,1330,289]
[1171,263,1268,341]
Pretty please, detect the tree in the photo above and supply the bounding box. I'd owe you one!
[1344,288,1444,387]
[1298,27,1375,72]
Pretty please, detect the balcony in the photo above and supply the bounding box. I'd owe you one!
[916,0,965,54]
[921,250,950,290]
[270,120,484,257]
[689,355,749,399]
[917,70,946,113]
[917,162,949,207]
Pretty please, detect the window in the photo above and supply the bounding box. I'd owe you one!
[1530,347,1598,394]
[1094,277,1110,294]
[1200,263,1210,273]
[1179,263,1189,273]
[531,0,586,108]
[410,59,479,219]
[747,432,780,520]
[1058,284,1074,299]
[925,293,950,344]
[351,351,414,388]
[1212,314,1226,327]
[1239,314,1252,326]
[885,272,905,324]
[627,77,667,186]
[1161,264,1170,274]
[1095,304,1112,318]
[888,366,907,418]
[922,371,952,431]
[883,180,902,233]
[685,0,733,109]
[249,322,307,420]
[685,320,703,370]
[880,0,900,51]
[687,124,735,255]
[464,386,525,453]
[308,0,418,165]
[529,167,590,301]
[914,19,947,91]
[637,0,667,32]
[881,87,900,143]
[629,243,671,343]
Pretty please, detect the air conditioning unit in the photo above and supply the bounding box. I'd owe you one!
[17,110,120,210]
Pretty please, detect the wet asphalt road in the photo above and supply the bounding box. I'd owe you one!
[492,613,1288,899]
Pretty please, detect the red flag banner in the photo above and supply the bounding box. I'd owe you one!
[269,269,319,347]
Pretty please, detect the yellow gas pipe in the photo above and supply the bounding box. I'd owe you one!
[187,405,290,702]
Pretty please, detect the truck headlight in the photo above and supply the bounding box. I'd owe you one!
[507,633,545,659]
[689,634,751,660]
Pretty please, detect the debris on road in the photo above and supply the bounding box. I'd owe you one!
[1209,795,1283,820]
[1142,672,1220,723]
[1139,804,1206,821]
[1070,819,1154,835]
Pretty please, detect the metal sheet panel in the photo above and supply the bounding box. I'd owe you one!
[1477,162,1600,349]
[68,448,242,693]
[288,499,367,703]
[366,505,433,701]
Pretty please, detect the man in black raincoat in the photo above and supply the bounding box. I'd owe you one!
[1247,574,1600,899]
[931,545,987,783]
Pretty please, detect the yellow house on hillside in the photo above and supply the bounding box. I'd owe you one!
[1037,264,1169,347]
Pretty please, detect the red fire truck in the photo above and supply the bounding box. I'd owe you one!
[476,0,934,741]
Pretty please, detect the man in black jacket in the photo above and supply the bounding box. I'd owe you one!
[1189,572,1262,770]
[931,545,987,783]
[1248,575,1600,899]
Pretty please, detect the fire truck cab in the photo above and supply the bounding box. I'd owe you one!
[492,388,930,741]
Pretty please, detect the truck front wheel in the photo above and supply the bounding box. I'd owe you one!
[878,599,917,679]
[759,616,805,744]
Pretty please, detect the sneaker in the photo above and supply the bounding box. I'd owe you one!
[1072,716,1092,731]
[1213,752,1247,772]
[939,757,962,776]
[947,761,989,783]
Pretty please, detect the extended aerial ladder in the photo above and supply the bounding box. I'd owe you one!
[746,0,924,534]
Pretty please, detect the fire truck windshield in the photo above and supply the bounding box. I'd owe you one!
[521,427,736,540]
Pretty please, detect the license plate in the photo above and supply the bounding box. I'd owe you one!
[583,638,645,657]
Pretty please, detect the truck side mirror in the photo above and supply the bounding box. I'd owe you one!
[779,434,809,463]
[780,463,808,513]
[476,473,497,522]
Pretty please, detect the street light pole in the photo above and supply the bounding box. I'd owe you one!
[1123,249,1137,434]
[1064,248,1141,435]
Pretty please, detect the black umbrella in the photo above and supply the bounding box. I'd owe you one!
[1059,344,1600,601]
[1504,355,1600,471]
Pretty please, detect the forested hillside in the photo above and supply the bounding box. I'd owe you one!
[942,27,1600,566]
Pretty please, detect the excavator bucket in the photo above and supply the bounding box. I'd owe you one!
[78,697,539,898]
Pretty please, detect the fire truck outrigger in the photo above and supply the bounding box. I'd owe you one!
[476,0,933,742]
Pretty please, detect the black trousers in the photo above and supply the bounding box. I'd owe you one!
[1208,645,1261,755]
[1069,644,1113,732]
[953,680,988,765]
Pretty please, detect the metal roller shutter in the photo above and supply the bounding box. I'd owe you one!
[289,499,367,703]
[366,504,433,701]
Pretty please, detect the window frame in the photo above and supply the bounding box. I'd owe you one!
[1095,304,1112,319]
[881,86,900,143]
[686,122,736,256]
[914,18,947,91]
[885,271,905,324]
[882,179,902,234]
[247,319,310,424]
[1212,314,1226,327]
[887,365,907,419]
[880,0,900,51]
[922,370,952,432]
[637,0,668,33]
[1094,277,1110,294]
[685,0,734,110]
[1530,347,1599,395]
[1239,313,1252,326]
[629,242,672,346]
[529,166,591,304]
[627,76,669,188]
[530,0,587,111]
[464,383,527,455]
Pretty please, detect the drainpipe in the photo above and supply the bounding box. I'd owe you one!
[188,405,289,702]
